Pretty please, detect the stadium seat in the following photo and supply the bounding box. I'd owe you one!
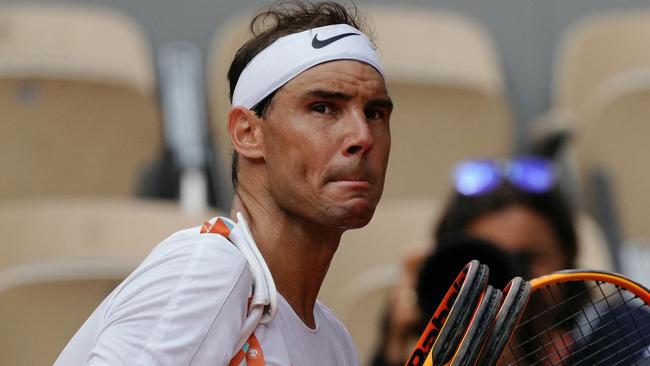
[552,10,650,113]
[573,73,650,241]
[0,4,160,199]
[535,10,650,147]
[533,10,650,262]
[320,195,612,363]
[0,197,217,270]
[207,6,513,199]
[0,259,134,366]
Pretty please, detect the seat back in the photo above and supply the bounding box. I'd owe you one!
[0,4,160,198]
[554,10,650,111]
[0,197,216,270]
[0,259,133,366]
[574,76,650,240]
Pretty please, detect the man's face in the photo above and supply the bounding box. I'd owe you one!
[260,60,392,230]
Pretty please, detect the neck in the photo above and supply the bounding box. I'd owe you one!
[231,188,342,328]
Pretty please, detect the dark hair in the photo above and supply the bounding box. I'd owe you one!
[435,183,578,268]
[227,0,367,188]
[415,235,524,332]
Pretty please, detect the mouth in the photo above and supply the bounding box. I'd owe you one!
[325,162,381,192]
[327,172,374,190]
[330,180,372,190]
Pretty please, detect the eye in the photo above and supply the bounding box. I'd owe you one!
[365,107,385,121]
[311,103,335,115]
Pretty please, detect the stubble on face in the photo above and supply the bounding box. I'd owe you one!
[259,60,392,231]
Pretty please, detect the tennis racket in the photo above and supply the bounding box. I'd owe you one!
[442,285,503,366]
[498,269,650,365]
[476,277,531,366]
[405,260,489,366]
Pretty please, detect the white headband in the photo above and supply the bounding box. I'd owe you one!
[232,24,384,109]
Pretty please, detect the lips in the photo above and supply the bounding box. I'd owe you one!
[325,159,380,186]
[332,175,367,182]
[327,170,375,186]
[328,168,367,182]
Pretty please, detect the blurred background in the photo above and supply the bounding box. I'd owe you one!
[1,0,649,364]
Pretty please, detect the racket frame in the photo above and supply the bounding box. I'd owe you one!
[530,269,650,303]
[475,276,531,366]
[405,260,489,366]
[447,285,503,366]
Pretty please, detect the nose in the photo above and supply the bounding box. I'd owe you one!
[342,110,373,157]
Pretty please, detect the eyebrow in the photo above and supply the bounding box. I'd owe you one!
[300,89,352,102]
[300,89,394,111]
[367,97,394,112]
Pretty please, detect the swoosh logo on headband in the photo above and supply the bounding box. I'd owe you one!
[311,32,360,49]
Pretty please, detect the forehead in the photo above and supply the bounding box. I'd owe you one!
[280,60,388,96]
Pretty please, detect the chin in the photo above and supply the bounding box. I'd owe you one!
[332,199,377,230]
[338,215,372,230]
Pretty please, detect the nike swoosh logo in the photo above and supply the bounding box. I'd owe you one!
[311,32,360,49]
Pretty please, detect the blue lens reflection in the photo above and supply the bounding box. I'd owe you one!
[454,160,501,196]
[509,157,555,193]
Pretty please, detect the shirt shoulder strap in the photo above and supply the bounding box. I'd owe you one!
[228,334,265,366]
[199,216,267,365]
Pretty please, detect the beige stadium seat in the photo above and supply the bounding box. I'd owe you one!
[0,4,160,199]
[531,10,650,267]
[0,197,218,270]
[553,10,650,112]
[535,10,650,145]
[320,195,612,364]
[573,73,650,240]
[208,7,513,199]
[0,259,133,366]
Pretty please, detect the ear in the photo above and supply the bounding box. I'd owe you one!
[227,106,264,159]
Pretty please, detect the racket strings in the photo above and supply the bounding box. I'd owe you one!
[501,283,591,363]
[571,282,649,366]
[545,298,650,366]
[578,283,650,366]
[511,289,649,365]
[548,311,650,366]
[499,280,650,366]
[501,283,587,365]
[512,282,640,347]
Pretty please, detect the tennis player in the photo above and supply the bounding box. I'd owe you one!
[55,1,392,365]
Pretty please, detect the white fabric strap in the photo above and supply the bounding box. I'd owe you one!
[220,213,278,351]
[232,23,384,109]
